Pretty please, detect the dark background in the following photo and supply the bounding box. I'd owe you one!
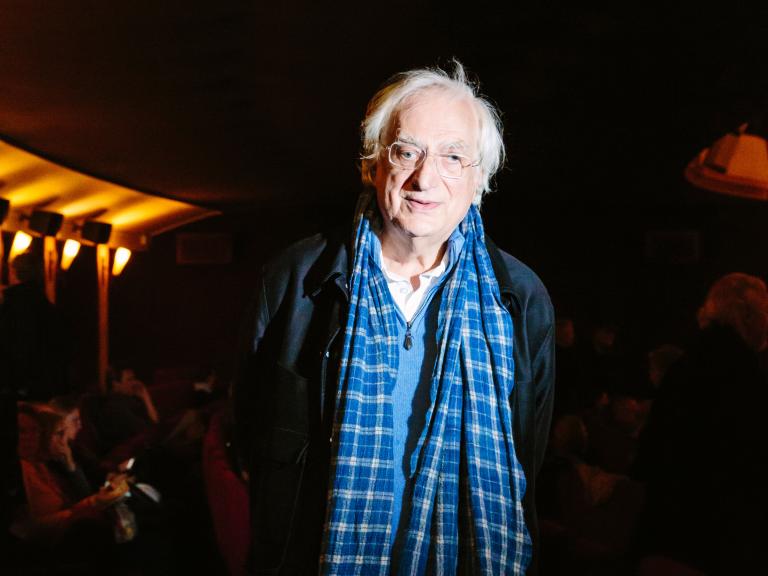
[2,2,768,384]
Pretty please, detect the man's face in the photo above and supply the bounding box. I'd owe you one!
[374,89,481,248]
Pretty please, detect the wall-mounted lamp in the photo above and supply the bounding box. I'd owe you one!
[60,239,81,271]
[685,122,768,200]
[9,231,33,261]
[81,220,112,244]
[29,210,63,237]
[112,247,131,276]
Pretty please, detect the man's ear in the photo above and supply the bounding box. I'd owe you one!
[361,158,377,187]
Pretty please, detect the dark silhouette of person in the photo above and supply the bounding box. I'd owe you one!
[636,272,768,574]
[1,251,69,555]
[0,251,69,402]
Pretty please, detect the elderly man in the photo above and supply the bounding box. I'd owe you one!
[234,62,554,575]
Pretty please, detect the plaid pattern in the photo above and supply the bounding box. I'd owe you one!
[321,194,531,575]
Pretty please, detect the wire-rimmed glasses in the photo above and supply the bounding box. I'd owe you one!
[385,141,479,179]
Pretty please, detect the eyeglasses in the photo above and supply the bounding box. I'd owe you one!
[385,141,479,179]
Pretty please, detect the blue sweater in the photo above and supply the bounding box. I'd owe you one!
[368,232,463,568]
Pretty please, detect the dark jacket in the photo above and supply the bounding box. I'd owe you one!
[234,226,555,575]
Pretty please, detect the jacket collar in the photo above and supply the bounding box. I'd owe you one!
[304,226,351,300]
[304,225,521,317]
[485,236,522,318]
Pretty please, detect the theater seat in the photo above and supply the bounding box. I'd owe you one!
[202,408,249,576]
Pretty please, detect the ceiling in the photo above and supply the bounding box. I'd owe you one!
[0,137,218,250]
[1,2,767,211]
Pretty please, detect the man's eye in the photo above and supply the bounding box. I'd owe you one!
[397,147,420,161]
[443,154,463,164]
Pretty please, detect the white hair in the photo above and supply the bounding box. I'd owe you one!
[698,272,768,351]
[360,60,505,206]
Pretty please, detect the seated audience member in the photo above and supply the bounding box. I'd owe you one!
[582,391,649,476]
[17,402,170,575]
[646,344,683,394]
[113,369,159,422]
[62,369,159,482]
[192,366,217,397]
[49,394,102,485]
[15,403,128,561]
[78,366,205,493]
[637,272,768,574]
[537,414,644,575]
[101,368,159,443]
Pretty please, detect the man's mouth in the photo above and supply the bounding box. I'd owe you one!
[405,197,439,209]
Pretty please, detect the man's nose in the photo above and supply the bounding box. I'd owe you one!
[409,153,439,191]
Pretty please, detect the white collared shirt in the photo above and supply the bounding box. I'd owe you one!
[379,250,449,322]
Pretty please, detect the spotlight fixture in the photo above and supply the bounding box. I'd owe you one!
[112,247,132,276]
[81,220,112,244]
[29,210,64,236]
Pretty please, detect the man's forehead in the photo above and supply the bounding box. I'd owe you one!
[395,131,470,150]
[388,89,479,145]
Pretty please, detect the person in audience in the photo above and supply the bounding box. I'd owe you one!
[49,394,108,488]
[646,344,684,393]
[80,367,160,457]
[537,413,645,575]
[18,402,172,575]
[636,272,768,573]
[581,391,648,476]
[0,251,70,403]
[111,368,159,425]
[15,402,128,572]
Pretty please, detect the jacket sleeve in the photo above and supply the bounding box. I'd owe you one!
[232,269,272,473]
[530,321,555,475]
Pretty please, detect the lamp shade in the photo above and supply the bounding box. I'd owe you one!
[685,123,768,200]
[29,210,64,236]
[81,220,112,244]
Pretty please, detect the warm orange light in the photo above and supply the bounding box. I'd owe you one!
[112,247,131,276]
[9,231,33,260]
[60,239,81,270]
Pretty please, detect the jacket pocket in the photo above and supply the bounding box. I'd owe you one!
[250,348,313,575]
[250,426,309,572]
[270,362,310,436]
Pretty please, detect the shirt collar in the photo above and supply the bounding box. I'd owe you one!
[370,227,465,282]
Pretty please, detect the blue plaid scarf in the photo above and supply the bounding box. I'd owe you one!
[321,194,531,575]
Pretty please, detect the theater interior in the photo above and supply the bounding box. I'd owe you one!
[2,3,767,575]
